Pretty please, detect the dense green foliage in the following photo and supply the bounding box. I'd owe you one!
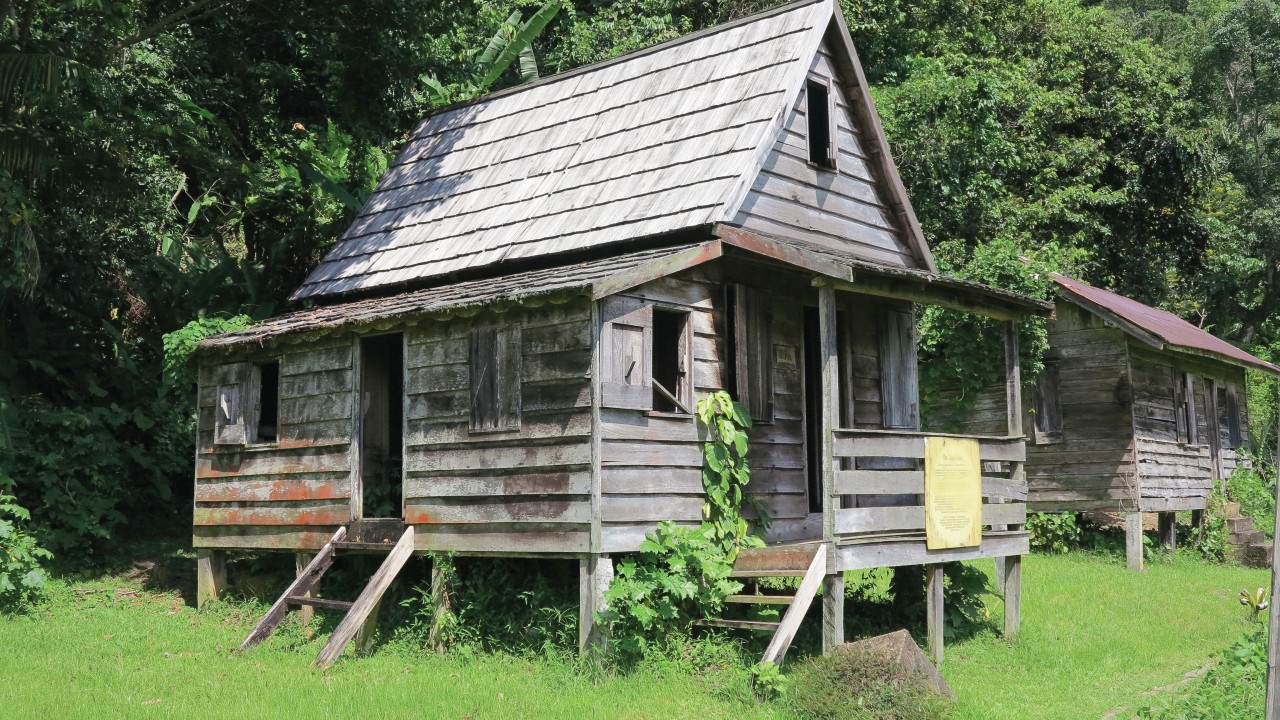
[0,494,51,611]
[1140,624,1268,719]
[1,0,1277,558]
[1228,462,1277,539]
[599,521,742,662]
[1026,512,1084,554]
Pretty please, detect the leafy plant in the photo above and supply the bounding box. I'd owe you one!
[750,661,788,700]
[598,521,741,662]
[161,314,253,389]
[696,391,767,556]
[1239,587,1270,622]
[1227,463,1276,540]
[1026,512,1083,553]
[1196,482,1232,562]
[1139,625,1268,719]
[0,494,52,612]
[422,2,564,105]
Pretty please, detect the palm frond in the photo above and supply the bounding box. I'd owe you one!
[518,45,540,83]
[475,2,562,92]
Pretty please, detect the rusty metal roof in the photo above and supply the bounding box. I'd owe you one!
[1053,274,1279,374]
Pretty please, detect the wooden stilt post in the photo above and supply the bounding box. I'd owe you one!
[428,561,450,654]
[1264,388,1280,718]
[926,564,944,664]
[1158,512,1177,552]
[999,320,1024,593]
[1126,512,1144,572]
[355,600,381,653]
[294,553,315,624]
[822,573,845,654]
[196,549,227,609]
[579,555,613,654]
[818,282,842,657]
[1002,555,1021,639]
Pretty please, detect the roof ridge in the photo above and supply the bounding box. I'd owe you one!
[415,0,828,121]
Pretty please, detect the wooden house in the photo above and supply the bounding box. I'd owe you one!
[193,0,1052,667]
[943,273,1279,571]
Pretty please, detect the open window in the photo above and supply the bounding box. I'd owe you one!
[1032,361,1063,444]
[600,299,691,414]
[878,306,918,429]
[256,361,279,442]
[731,284,774,424]
[470,325,521,432]
[806,77,836,169]
[651,309,691,414]
[212,360,278,446]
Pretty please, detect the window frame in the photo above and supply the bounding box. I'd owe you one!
[804,75,838,171]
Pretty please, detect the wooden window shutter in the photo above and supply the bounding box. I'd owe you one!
[1184,373,1199,445]
[1032,362,1063,444]
[212,362,259,445]
[1225,384,1242,449]
[1174,370,1190,444]
[878,306,919,429]
[733,284,774,424]
[470,325,522,432]
[601,299,653,410]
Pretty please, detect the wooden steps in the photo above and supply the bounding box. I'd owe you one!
[287,596,354,611]
[237,524,417,668]
[695,618,781,632]
[698,543,828,667]
[724,594,793,605]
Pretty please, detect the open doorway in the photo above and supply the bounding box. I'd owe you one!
[802,306,823,513]
[359,333,403,519]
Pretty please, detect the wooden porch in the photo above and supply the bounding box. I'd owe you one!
[735,281,1030,664]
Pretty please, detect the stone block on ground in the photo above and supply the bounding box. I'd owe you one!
[833,630,955,699]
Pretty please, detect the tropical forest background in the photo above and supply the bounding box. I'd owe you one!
[1,0,1277,558]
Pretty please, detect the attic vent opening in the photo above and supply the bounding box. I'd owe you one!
[806,78,836,169]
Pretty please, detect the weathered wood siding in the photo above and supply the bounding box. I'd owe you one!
[1027,302,1138,512]
[598,265,811,552]
[732,41,918,269]
[403,295,594,554]
[1129,344,1251,502]
[194,337,355,549]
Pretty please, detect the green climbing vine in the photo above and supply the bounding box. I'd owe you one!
[696,391,769,558]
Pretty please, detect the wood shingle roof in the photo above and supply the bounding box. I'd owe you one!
[292,0,932,301]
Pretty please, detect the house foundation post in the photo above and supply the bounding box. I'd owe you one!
[1002,554,1021,639]
[926,564,944,664]
[1158,512,1177,553]
[579,555,613,654]
[1126,512,1144,571]
[294,553,315,624]
[822,573,844,654]
[196,549,227,609]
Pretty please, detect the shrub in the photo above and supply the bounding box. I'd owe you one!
[395,555,578,659]
[599,521,741,662]
[1227,464,1276,540]
[0,494,53,612]
[788,643,955,720]
[1139,626,1266,718]
[1027,512,1083,553]
[1196,482,1231,562]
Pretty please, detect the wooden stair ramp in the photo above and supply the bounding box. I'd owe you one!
[238,526,348,653]
[313,525,415,669]
[697,542,828,667]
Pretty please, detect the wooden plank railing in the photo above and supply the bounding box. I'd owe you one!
[829,429,1028,537]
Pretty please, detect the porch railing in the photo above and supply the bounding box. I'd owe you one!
[828,429,1028,538]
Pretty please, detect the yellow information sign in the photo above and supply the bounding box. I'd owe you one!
[924,436,983,549]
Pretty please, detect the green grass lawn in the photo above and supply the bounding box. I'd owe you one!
[0,549,1266,719]
[943,552,1268,720]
